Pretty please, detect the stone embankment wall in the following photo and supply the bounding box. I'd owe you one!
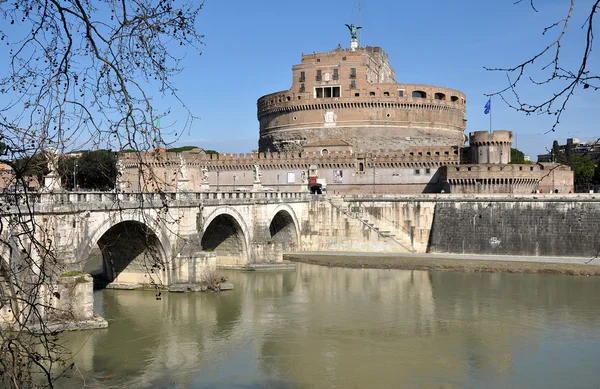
[428,196,600,257]
[303,195,600,258]
[300,197,436,253]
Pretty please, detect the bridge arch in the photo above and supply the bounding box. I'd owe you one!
[201,207,249,265]
[81,211,171,288]
[269,204,301,250]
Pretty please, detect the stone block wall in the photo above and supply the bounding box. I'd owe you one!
[429,199,600,257]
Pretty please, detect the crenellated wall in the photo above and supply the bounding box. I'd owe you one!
[469,130,512,164]
[118,148,462,194]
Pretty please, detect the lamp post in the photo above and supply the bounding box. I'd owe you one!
[277,174,280,192]
[74,161,78,192]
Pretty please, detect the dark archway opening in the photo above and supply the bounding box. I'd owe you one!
[201,214,246,265]
[85,221,164,289]
[269,211,298,250]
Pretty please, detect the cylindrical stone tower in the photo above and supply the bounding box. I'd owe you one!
[257,45,467,153]
[469,130,512,164]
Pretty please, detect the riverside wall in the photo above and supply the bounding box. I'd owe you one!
[313,195,600,258]
[428,196,600,257]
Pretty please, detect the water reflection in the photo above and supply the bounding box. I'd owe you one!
[58,264,600,389]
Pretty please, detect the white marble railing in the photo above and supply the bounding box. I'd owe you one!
[0,190,312,211]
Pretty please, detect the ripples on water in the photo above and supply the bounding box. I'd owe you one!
[57,263,600,389]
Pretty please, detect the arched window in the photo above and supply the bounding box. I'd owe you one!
[434,93,446,100]
[412,90,427,98]
[358,162,364,172]
[450,96,459,102]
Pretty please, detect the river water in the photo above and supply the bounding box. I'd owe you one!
[57,263,600,389]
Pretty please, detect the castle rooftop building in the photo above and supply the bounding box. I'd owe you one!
[257,36,467,153]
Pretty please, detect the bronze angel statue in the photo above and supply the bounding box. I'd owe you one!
[345,24,362,40]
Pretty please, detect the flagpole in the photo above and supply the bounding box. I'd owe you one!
[489,96,492,134]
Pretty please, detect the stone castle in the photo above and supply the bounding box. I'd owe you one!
[120,30,573,195]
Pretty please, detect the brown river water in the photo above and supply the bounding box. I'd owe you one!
[57,263,600,389]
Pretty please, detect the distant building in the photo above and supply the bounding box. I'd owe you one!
[538,138,600,162]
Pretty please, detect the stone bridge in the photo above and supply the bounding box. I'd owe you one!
[1,190,313,291]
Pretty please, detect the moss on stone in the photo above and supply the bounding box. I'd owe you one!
[61,270,86,277]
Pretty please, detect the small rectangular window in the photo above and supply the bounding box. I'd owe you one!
[350,68,357,78]
[384,91,389,97]
[316,70,322,81]
[299,83,305,93]
[425,168,431,174]
[350,80,356,89]
[370,91,375,96]
[299,71,305,82]
[415,169,420,175]
[333,69,339,80]
[316,58,320,63]
[398,89,404,97]
[354,92,360,97]
[342,56,347,61]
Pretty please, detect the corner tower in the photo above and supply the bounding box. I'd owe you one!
[257,29,468,153]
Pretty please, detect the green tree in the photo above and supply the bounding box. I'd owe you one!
[59,150,117,190]
[551,140,563,164]
[593,164,600,185]
[571,155,596,189]
[510,148,528,164]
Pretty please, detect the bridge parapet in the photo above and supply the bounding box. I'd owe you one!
[0,190,312,213]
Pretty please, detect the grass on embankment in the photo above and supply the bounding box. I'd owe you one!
[284,253,600,276]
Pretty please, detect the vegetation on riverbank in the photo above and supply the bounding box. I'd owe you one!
[284,254,600,276]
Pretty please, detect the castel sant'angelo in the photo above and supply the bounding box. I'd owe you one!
[120,26,573,194]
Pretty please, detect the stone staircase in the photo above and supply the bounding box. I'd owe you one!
[328,198,415,253]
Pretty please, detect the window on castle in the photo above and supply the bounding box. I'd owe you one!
[384,91,390,97]
[434,93,446,100]
[315,86,341,98]
[354,92,360,97]
[350,80,356,89]
[299,71,305,82]
[333,69,339,80]
[342,56,347,61]
[316,58,320,63]
[415,169,420,175]
[398,89,405,97]
[299,83,305,93]
[412,90,427,98]
[425,168,431,174]
[350,68,357,78]
[358,162,364,172]
[316,70,322,81]
[370,91,375,96]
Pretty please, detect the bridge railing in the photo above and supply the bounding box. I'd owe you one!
[0,190,312,211]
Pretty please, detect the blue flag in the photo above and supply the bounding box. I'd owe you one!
[484,98,491,114]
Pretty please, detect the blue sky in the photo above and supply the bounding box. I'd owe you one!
[159,0,598,159]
